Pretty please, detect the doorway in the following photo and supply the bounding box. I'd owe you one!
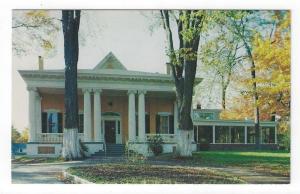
[104,120,116,144]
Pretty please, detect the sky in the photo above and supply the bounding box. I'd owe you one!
[12,10,247,131]
[12,10,181,131]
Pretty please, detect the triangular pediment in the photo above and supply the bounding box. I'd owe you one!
[93,52,127,70]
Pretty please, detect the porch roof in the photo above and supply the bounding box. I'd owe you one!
[192,119,277,127]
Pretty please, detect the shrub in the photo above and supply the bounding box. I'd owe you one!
[79,139,88,158]
[148,135,163,156]
[278,129,290,151]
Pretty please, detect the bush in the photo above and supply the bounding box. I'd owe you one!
[79,139,88,158]
[148,135,163,156]
[278,130,290,151]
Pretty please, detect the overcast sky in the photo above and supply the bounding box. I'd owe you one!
[12,10,183,131]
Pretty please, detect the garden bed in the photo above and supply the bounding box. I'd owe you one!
[66,164,244,184]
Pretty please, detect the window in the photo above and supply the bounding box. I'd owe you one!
[247,127,256,143]
[215,126,230,143]
[156,114,174,134]
[42,111,84,133]
[262,127,275,144]
[42,112,62,133]
[194,112,214,120]
[231,126,244,143]
[145,114,150,134]
[194,126,213,143]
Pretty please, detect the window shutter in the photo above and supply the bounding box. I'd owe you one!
[58,113,63,133]
[42,112,47,133]
[169,115,174,134]
[79,114,84,133]
[156,114,160,134]
[145,114,150,134]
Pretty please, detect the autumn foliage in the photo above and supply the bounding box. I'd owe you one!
[221,11,290,129]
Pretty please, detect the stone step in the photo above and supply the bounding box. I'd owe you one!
[91,144,125,157]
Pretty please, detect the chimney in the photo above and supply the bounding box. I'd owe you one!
[196,103,201,109]
[166,62,171,75]
[38,56,44,70]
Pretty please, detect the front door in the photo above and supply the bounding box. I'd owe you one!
[105,120,116,144]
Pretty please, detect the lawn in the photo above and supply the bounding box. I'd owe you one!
[66,164,245,184]
[191,151,290,177]
[12,156,65,164]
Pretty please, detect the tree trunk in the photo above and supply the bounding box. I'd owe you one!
[245,42,261,149]
[176,59,197,156]
[252,66,261,150]
[61,10,82,160]
[160,10,204,156]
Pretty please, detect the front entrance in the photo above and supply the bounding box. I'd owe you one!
[105,120,116,143]
[102,112,122,144]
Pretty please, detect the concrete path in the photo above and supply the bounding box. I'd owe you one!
[11,157,126,184]
[210,166,290,184]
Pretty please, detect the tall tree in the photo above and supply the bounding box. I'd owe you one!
[160,10,206,156]
[200,25,243,109]
[61,10,82,160]
[224,11,270,149]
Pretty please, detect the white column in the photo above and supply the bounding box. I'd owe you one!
[174,101,179,135]
[83,88,92,142]
[35,94,42,139]
[212,125,216,144]
[28,87,37,142]
[94,89,102,142]
[244,126,248,144]
[128,90,136,142]
[138,90,146,142]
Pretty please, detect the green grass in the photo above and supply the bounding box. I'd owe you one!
[67,164,245,184]
[12,156,65,164]
[192,151,290,177]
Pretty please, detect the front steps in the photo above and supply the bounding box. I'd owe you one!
[91,144,125,157]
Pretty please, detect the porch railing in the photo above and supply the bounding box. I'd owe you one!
[146,134,177,143]
[37,133,84,143]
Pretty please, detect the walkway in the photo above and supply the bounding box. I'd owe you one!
[11,157,126,184]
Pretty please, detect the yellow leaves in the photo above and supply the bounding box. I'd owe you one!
[25,10,48,18]
[42,39,54,51]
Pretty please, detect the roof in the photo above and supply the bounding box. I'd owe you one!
[18,52,203,84]
[94,52,127,70]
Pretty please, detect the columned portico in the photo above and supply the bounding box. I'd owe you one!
[94,89,102,142]
[138,90,146,142]
[128,90,136,142]
[83,88,92,142]
[28,87,37,142]
[35,93,42,137]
